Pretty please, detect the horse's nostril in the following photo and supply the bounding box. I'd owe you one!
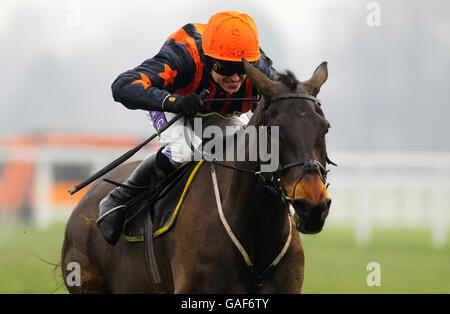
[292,199,326,219]
[292,198,330,234]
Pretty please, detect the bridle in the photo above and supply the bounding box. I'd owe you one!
[204,92,334,203]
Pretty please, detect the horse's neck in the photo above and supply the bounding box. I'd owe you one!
[217,123,290,268]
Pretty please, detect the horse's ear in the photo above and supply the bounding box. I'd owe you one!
[242,58,276,97]
[302,62,328,96]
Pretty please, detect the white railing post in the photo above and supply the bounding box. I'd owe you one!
[33,156,53,228]
[354,165,372,246]
[430,170,448,249]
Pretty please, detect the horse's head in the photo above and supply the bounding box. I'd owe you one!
[244,59,332,234]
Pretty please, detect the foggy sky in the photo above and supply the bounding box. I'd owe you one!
[1,0,449,152]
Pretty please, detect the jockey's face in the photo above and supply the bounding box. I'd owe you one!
[211,71,246,94]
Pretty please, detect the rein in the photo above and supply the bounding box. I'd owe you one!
[203,95,261,104]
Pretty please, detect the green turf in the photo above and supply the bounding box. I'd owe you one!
[0,223,449,293]
[0,223,67,294]
[301,228,450,293]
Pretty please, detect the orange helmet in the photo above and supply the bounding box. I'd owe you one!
[202,11,261,62]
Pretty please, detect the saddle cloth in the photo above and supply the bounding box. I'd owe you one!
[123,159,205,242]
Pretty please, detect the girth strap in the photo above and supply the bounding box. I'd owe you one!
[210,164,292,287]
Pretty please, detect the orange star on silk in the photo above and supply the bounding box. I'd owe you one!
[158,63,178,87]
[131,72,152,89]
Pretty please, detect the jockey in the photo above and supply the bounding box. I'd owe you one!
[97,11,279,245]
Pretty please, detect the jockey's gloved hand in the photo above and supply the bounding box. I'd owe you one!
[163,93,211,116]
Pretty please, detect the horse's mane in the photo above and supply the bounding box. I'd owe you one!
[278,70,298,91]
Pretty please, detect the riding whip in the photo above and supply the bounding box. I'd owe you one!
[68,89,210,195]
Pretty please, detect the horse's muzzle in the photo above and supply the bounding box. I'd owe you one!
[292,198,331,234]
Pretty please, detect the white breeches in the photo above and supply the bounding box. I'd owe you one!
[150,111,249,164]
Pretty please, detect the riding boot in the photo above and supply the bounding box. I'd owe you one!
[97,150,176,245]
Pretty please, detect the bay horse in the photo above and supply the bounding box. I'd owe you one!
[61,59,332,293]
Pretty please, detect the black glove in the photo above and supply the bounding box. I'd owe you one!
[163,93,211,116]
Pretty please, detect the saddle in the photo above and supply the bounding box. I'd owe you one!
[120,159,204,242]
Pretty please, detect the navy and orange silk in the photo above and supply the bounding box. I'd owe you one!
[111,23,278,115]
